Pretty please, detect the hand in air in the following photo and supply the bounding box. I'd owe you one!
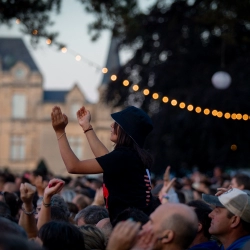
[51,106,68,133]
[215,185,232,196]
[44,178,65,200]
[158,166,176,202]
[20,182,37,204]
[107,219,141,250]
[77,106,91,130]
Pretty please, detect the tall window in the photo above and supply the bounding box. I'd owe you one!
[68,136,82,159]
[10,135,25,161]
[12,94,26,119]
[70,103,81,120]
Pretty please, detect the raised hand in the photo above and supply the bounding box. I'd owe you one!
[92,187,105,206]
[77,106,91,130]
[163,166,171,182]
[158,166,176,203]
[20,182,37,204]
[51,106,68,133]
[107,219,141,250]
[215,185,232,196]
[131,226,156,250]
[43,178,65,200]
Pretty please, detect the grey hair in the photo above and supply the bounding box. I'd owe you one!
[60,189,77,203]
[51,194,70,218]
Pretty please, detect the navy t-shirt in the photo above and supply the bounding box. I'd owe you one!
[96,146,152,222]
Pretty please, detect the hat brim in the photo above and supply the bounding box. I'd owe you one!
[202,193,224,207]
[111,113,140,146]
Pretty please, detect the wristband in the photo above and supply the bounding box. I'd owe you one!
[42,199,51,207]
[57,132,66,140]
[21,205,36,215]
[84,125,93,133]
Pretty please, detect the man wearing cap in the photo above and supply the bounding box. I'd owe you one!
[202,188,250,250]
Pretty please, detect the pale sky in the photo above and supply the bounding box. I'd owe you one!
[0,0,155,103]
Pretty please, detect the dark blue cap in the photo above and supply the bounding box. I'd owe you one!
[111,106,153,147]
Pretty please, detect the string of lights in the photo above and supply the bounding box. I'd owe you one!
[15,19,250,122]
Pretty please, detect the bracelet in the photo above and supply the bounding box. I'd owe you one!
[22,205,36,215]
[57,132,66,140]
[42,199,51,208]
[84,125,93,134]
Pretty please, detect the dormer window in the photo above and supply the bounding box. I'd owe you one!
[15,68,26,79]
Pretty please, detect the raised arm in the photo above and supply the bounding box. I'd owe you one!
[37,178,64,231]
[77,106,109,157]
[18,183,38,239]
[51,106,103,174]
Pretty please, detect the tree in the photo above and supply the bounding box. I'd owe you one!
[104,0,250,175]
[0,0,62,46]
[2,0,250,174]
[0,0,142,46]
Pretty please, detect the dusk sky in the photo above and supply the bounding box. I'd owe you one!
[0,0,154,103]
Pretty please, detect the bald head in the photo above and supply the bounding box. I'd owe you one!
[96,218,113,243]
[153,203,198,250]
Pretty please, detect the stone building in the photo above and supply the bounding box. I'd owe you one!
[0,37,120,176]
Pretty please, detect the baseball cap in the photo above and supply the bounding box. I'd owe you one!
[202,188,250,223]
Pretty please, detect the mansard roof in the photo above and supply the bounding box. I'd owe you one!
[0,37,39,71]
[43,90,68,103]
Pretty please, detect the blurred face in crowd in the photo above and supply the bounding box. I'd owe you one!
[230,178,243,190]
[110,122,118,143]
[208,207,232,236]
[213,167,222,178]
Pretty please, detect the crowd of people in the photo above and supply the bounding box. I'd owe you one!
[0,105,250,250]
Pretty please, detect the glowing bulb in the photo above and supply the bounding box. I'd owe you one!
[171,99,177,106]
[236,114,242,120]
[217,111,223,118]
[187,105,194,111]
[231,144,237,151]
[123,80,129,86]
[46,39,52,45]
[231,113,237,120]
[102,68,108,73]
[162,97,169,103]
[152,93,159,99]
[224,113,230,119]
[61,47,67,53]
[195,107,201,113]
[143,89,150,95]
[204,108,210,115]
[111,75,117,81]
[133,85,139,91]
[75,55,81,61]
[16,19,20,24]
[179,102,185,109]
[32,29,38,35]
[212,110,217,116]
[243,114,248,121]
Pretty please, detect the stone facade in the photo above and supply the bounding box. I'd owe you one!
[0,38,119,176]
